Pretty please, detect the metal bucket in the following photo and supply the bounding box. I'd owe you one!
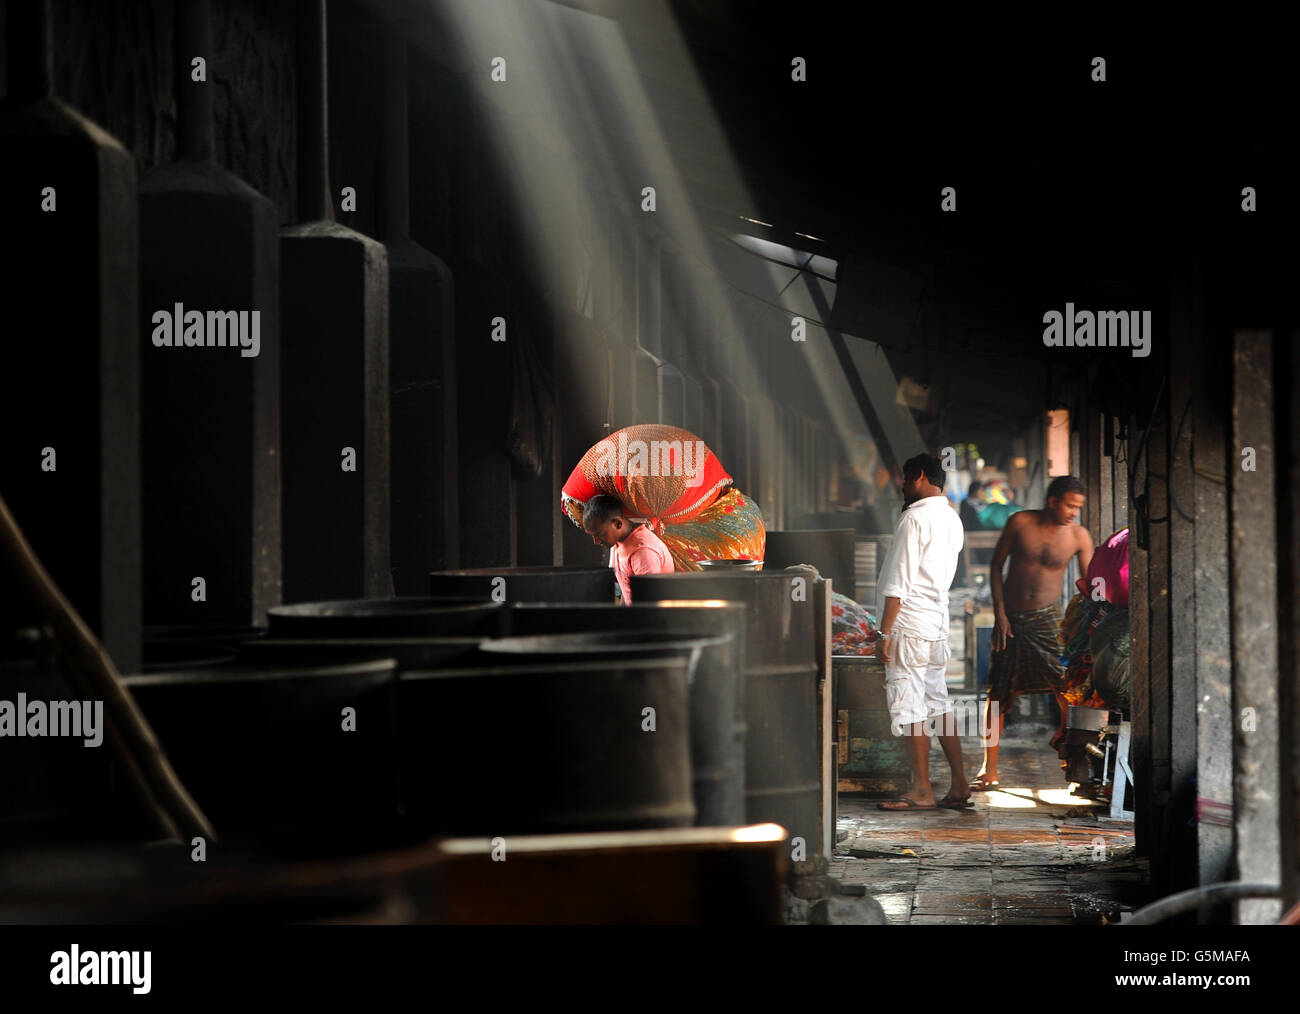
[697,558,762,571]
[480,630,742,826]
[122,660,402,856]
[630,572,825,864]
[427,566,616,603]
[398,657,694,837]
[266,597,504,638]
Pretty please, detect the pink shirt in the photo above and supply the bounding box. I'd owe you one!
[613,525,675,604]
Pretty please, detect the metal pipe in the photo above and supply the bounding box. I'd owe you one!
[296,0,331,222]
[1124,881,1279,925]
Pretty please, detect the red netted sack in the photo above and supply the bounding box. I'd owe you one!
[561,424,732,536]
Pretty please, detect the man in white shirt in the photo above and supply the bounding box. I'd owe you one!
[875,453,970,811]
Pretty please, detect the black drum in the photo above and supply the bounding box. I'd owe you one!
[428,567,615,604]
[266,597,504,638]
[122,660,402,857]
[398,657,694,837]
[631,572,825,864]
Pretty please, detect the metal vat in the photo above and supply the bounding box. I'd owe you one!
[122,660,401,856]
[398,657,693,837]
[480,629,742,826]
[266,597,504,638]
[427,566,616,603]
[630,572,829,869]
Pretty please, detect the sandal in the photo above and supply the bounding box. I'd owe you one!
[938,794,975,810]
[877,795,936,811]
[968,775,1000,791]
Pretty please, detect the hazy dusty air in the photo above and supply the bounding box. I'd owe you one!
[0,0,1294,982]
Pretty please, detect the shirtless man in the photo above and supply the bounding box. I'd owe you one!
[970,475,1093,791]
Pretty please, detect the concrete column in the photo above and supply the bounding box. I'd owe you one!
[1144,392,1171,866]
[280,0,390,601]
[1128,405,1150,854]
[1229,329,1281,924]
[379,25,458,587]
[0,0,141,669]
[1167,275,1201,893]
[140,0,282,629]
[1193,315,1233,901]
[1281,327,1300,911]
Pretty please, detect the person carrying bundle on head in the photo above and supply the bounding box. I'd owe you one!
[582,494,674,605]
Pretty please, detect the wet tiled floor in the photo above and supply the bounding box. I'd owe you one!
[830,725,1151,925]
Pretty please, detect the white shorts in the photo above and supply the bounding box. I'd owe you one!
[883,631,953,730]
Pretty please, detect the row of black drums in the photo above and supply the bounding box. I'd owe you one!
[125,567,826,870]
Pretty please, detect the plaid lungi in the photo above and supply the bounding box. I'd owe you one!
[988,602,1066,700]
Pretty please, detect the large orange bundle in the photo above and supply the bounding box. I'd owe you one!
[561,424,765,570]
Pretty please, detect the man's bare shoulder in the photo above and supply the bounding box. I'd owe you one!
[1004,509,1040,534]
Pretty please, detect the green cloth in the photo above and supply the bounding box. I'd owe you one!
[977,502,1021,530]
[1089,608,1132,712]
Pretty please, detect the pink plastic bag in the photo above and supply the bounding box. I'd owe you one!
[1086,528,1130,608]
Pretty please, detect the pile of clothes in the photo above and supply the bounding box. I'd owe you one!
[831,593,880,657]
[783,564,880,657]
[1060,527,1132,713]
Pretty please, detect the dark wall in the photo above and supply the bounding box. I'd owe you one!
[4,0,870,603]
